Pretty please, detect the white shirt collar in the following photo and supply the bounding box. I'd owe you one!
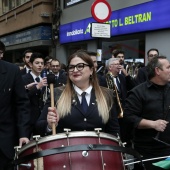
[53,72,59,77]
[73,84,92,95]
[26,66,31,73]
[30,72,41,82]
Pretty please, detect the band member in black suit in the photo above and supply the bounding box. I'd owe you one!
[50,59,67,87]
[0,41,30,170]
[20,49,33,75]
[35,51,120,137]
[135,48,159,85]
[105,58,135,147]
[22,52,47,135]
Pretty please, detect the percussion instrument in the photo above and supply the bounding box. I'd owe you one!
[15,130,126,170]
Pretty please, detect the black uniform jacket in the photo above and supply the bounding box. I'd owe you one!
[35,86,120,137]
[22,73,45,125]
[0,60,30,159]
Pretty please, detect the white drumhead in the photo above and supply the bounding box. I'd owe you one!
[19,131,119,154]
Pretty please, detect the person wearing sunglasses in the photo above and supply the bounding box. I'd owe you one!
[35,51,120,137]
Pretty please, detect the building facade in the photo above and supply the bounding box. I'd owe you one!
[56,0,170,66]
[1,0,170,66]
[0,0,54,62]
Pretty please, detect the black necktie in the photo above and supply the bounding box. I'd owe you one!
[81,92,88,113]
[55,75,58,80]
[35,77,40,82]
[115,77,121,92]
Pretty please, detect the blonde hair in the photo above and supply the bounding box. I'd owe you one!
[56,51,113,123]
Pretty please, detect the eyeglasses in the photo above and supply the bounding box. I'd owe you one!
[148,54,158,58]
[67,63,90,72]
[110,63,120,66]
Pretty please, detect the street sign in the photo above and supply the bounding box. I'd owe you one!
[91,0,111,23]
[91,22,111,38]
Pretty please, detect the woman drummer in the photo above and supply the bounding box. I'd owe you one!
[35,51,120,137]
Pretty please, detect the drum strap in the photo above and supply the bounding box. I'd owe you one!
[13,144,145,169]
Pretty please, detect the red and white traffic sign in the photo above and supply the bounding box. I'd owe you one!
[91,0,112,23]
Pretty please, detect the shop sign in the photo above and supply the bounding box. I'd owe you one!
[0,26,52,46]
[60,0,170,44]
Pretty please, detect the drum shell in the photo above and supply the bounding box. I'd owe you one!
[18,131,125,170]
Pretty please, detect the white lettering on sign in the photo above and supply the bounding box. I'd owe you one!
[67,29,84,36]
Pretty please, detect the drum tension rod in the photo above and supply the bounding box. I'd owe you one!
[95,128,102,135]
[14,146,21,160]
[32,135,41,142]
[64,128,71,136]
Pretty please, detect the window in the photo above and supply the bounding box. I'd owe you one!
[64,0,89,8]
[2,0,31,14]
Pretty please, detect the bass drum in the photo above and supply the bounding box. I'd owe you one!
[18,131,125,170]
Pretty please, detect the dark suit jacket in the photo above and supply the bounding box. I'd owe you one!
[35,87,120,137]
[22,73,45,126]
[119,74,136,103]
[0,60,30,159]
[135,66,148,85]
[53,71,67,87]
[97,74,107,87]
[20,67,27,75]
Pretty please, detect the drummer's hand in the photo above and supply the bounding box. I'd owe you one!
[47,107,59,129]
[19,137,29,146]
[153,119,169,132]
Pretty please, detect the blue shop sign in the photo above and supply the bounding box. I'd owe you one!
[59,0,170,44]
[0,26,52,46]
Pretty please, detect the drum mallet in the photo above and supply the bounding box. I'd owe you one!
[47,73,56,135]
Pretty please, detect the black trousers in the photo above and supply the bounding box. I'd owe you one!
[0,151,14,170]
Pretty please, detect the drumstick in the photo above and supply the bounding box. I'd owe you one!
[47,73,56,135]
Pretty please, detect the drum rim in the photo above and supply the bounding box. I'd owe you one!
[19,131,119,154]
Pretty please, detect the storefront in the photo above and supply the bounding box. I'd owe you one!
[59,0,170,64]
[0,26,52,62]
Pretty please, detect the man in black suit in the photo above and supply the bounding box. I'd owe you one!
[0,41,30,170]
[50,59,67,87]
[106,58,135,146]
[22,52,47,135]
[135,48,159,85]
[20,49,33,75]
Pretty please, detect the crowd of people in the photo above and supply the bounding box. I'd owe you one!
[0,39,170,170]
